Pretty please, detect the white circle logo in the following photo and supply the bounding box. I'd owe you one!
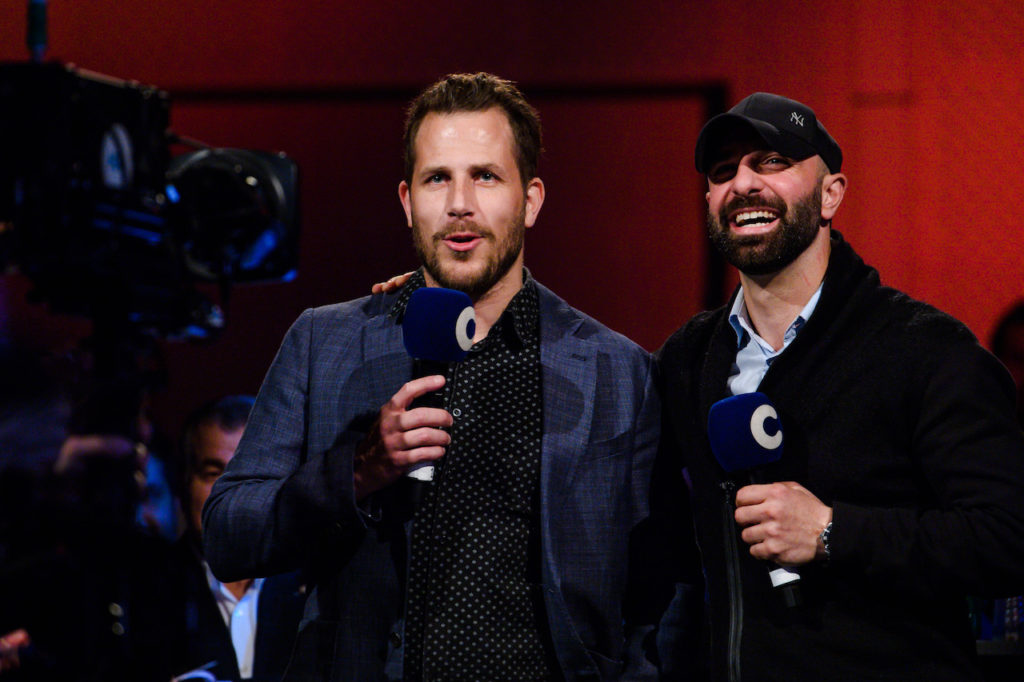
[750,404,783,450]
[454,306,475,351]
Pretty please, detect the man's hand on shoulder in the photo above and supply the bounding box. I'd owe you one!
[734,482,832,566]
[371,271,414,295]
[353,375,452,500]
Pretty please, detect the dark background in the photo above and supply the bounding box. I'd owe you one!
[1,1,1022,437]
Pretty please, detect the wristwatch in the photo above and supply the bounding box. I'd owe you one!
[819,521,833,560]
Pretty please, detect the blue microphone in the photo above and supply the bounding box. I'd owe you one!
[708,392,784,473]
[708,392,802,607]
[400,287,475,486]
[402,287,476,362]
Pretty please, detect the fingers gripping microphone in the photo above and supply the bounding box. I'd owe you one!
[708,392,802,608]
[401,287,475,484]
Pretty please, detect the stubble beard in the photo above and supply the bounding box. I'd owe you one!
[412,203,526,300]
[706,187,824,277]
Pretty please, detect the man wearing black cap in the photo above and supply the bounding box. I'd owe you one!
[657,92,1024,680]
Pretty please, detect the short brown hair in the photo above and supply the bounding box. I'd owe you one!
[403,72,542,188]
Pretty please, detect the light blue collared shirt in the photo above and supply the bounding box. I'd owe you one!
[204,561,265,679]
[727,282,824,396]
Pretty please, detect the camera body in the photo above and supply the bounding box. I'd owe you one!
[0,62,299,339]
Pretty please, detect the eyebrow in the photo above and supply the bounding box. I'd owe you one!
[469,163,503,176]
[416,162,507,181]
[418,164,450,178]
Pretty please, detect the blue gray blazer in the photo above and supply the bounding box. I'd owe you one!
[203,282,662,681]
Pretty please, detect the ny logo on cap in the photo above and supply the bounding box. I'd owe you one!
[790,112,805,127]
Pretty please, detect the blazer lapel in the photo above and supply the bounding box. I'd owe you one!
[536,285,595,512]
[361,302,413,405]
[533,284,615,678]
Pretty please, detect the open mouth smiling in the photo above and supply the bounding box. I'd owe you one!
[732,209,780,228]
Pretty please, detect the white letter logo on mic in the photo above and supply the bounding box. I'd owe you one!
[750,404,783,450]
[454,306,475,351]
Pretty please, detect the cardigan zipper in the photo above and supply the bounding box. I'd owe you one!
[721,479,742,682]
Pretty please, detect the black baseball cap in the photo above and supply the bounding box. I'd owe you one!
[694,92,842,174]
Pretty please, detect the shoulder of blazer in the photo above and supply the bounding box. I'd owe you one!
[534,281,650,360]
[291,290,406,353]
[305,290,397,327]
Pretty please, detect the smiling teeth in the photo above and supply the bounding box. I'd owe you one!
[735,211,777,227]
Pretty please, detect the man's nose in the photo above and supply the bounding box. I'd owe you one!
[729,163,765,196]
[447,176,475,218]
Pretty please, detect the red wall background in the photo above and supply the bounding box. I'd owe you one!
[1,1,1022,436]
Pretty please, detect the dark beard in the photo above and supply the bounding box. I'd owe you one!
[706,188,823,276]
[412,207,526,300]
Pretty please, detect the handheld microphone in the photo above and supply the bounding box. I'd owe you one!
[402,287,476,363]
[400,287,475,483]
[708,392,802,607]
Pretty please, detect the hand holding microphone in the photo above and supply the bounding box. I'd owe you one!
[708,392,831,607]
[353,374,452,500]
[733,481,831,566]
[353,287,475,501]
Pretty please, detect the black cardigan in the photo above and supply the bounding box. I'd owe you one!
[657,231,1024,681]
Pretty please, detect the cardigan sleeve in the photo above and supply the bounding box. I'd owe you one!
[830,333,1024,597]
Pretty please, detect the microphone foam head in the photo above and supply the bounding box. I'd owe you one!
[402,287,476,362]
[707,392,784,473]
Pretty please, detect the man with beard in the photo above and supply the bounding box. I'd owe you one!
[203,72,691,681]
[658,92,1024,680]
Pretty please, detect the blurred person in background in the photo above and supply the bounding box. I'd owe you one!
[172,395,306,682]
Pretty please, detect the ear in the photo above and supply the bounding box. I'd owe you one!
[523,177,545,228]
[398,180,413,228]
[705,189,711,204]
[820,172,847,222]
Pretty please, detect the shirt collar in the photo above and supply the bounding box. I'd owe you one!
[202,560,263,606]
[491,272,539,350]
[389,268,428,321]
[728,280,824,351]
[389,267,539,349]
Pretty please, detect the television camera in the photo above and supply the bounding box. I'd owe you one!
[0,61,300,341]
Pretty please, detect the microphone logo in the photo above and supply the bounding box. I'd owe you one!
[750,404,783,451]
[454,305,474,352]
[707,392,784,474]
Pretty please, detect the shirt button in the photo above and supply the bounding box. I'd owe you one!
[389,631,402,647]
[452,408,462,417]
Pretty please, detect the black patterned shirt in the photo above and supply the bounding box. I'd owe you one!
[395,270,558,682]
